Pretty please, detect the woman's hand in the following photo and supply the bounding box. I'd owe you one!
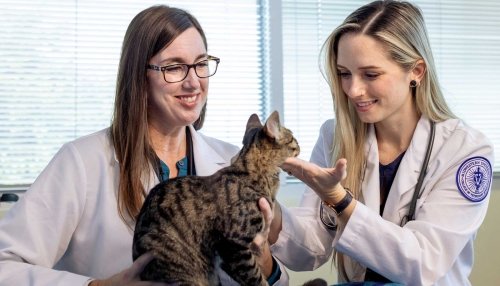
[281,157,348,204]
[252,198,275,278]
[89,252,169,286]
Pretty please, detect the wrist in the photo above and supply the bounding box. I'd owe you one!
[323,185,349,206]
[266,256,281,284]
[322,188,353,217]
[260,243,274,277]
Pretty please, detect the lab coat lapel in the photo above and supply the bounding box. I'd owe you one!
[383,116,431,221]
[189,126,232,176]
[361,124,381,213]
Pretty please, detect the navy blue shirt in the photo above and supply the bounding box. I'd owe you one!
[378,151,406,215]
[364,151,406,283]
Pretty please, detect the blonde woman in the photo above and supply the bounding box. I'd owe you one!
[273,1,494,285]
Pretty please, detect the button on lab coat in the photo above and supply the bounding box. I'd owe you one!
[271,116,494,285]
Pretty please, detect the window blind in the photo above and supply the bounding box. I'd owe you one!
[282,0,500,172]
[0,0,267,186]
[1,0,499,187]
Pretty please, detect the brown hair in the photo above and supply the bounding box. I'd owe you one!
[321,0,455,281]
[110,5,207,225]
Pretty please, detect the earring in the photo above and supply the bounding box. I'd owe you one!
[410,80,418,88]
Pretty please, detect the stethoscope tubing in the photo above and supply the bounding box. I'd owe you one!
[401,120,436,226]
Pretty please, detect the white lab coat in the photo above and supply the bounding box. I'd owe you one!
[271,116,494,285]
[0,126,289,286]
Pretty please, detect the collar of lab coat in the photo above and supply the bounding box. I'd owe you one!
[361,115,433,219]
[188,125,232,176]
[111,126,233,188]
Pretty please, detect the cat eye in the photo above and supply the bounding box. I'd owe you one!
[147,56,220,83]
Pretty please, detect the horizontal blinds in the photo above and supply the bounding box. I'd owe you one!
[282,0,500,172]
[419,0,500,174]
[1,0,499,186]
[282,0,337,166]
[0,0,265,185]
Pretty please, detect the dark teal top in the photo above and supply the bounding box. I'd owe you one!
[157,157,188,182]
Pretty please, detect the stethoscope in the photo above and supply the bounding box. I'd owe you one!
[185,127,196,176]
[400,120,436,226]
[319,120,436,229]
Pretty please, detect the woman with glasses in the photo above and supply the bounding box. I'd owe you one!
[275,0,493,285]
[0,5,287,286]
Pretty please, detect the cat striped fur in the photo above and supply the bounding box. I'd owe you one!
[132,111,300,286]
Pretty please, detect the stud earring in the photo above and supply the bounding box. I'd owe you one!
[410,80,418,88]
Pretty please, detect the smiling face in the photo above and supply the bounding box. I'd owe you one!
[336,33,417,126]
[147,27,208,132]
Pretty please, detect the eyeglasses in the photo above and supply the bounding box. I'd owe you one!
[147,56,220,83]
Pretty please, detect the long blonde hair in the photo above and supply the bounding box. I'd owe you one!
[110,5,207,226]
[320,0,455,281]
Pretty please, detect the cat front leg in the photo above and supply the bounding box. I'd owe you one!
[217,241,268,286]
[217,204,268,286]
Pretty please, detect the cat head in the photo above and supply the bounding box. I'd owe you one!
[242,111,300,165]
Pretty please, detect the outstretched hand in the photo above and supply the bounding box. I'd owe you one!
[89,252,169,286]
[281,157,348,203]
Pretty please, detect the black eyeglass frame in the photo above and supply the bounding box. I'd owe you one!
[146,56,220,83]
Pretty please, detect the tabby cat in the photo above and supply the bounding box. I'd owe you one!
[132,111,300,286]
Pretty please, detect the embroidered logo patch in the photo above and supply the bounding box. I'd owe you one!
[456,156,492,202]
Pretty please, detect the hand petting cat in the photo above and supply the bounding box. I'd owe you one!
[93,215,277,286]
[253,197,275,278]
[89,252,169,286]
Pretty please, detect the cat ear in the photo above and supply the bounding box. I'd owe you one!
[263,111,281,141]
[242,114,263,145]
[246,113,263,132]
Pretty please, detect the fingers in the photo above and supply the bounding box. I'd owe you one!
[282,157,347,181]
[268,202,282,244]
[255,198,272,244]
[282,157,349,202]
[334,158,348,180]
[252,197,273,256]
[251,235,267,256]
[95,252,169,286]
[281,159,303,182]
[258,197,273,224]
[129,252,155,278]
[281,157,307,175]
[282,157,328,185]
[252,229,268,257]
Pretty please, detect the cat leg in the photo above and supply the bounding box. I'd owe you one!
[217,241,268,286]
